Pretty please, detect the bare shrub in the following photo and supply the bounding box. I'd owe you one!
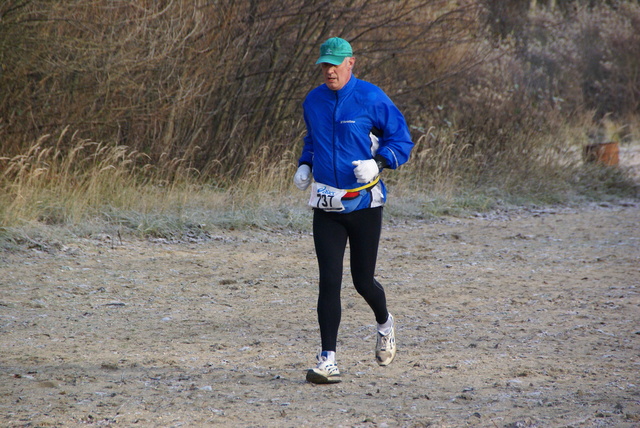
[0,1,488,176]
[0,0,637,232]
[481,0,640,119]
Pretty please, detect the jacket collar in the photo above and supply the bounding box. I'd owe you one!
[324,75,358,96]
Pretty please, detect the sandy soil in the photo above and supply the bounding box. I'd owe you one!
[1,197,639,427]
[1,140,639,428]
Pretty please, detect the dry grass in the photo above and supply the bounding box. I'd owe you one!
[3,120,637,248]
[1,129,201,232]
[0,129,309,243]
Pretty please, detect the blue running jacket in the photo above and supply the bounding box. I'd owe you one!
[298,75,414,211]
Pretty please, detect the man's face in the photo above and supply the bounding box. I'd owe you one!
[321,57,355,91]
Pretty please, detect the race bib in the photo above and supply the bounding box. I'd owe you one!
[309,182,347,212]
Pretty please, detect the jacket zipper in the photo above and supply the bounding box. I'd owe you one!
[332,89,339,187]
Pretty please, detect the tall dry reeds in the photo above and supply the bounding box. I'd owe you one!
[0,128,200,227]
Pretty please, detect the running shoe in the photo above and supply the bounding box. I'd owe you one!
[306,352,341,384]
[376,323,396,366]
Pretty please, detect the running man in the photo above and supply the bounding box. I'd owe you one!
[294,37,414,384]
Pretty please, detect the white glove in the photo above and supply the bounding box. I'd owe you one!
[352,159,379,183]
[293,164,312,190]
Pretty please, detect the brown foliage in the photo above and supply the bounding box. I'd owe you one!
[0,0,638,183]
[0,0,487,178]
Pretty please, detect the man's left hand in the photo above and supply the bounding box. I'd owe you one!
[352,159,379,183]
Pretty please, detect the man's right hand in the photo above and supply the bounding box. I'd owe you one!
[294,164,312,190]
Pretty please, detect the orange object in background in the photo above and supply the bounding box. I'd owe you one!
[583,142,619,166]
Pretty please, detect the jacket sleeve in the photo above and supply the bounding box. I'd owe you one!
[298,104,314,168]
[373,93,413,169]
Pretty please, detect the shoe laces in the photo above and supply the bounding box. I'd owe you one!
[378,331,394,350]
[316,352,337,369]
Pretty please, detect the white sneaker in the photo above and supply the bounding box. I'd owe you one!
[376,319,396,366]
[306,352,341,384]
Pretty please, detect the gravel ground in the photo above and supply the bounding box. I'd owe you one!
[1,199,639,427]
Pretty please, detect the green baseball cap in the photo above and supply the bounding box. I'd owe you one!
[316,37,353,65]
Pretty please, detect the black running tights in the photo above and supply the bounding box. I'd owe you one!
[312,206,389,352]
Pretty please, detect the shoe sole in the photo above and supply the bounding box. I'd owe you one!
[376,352,396,366]
[306,369,341,384]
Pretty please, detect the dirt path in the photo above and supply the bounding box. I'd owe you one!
[1,201,639,427]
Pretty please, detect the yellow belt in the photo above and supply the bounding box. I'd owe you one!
[344,175,380,194]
